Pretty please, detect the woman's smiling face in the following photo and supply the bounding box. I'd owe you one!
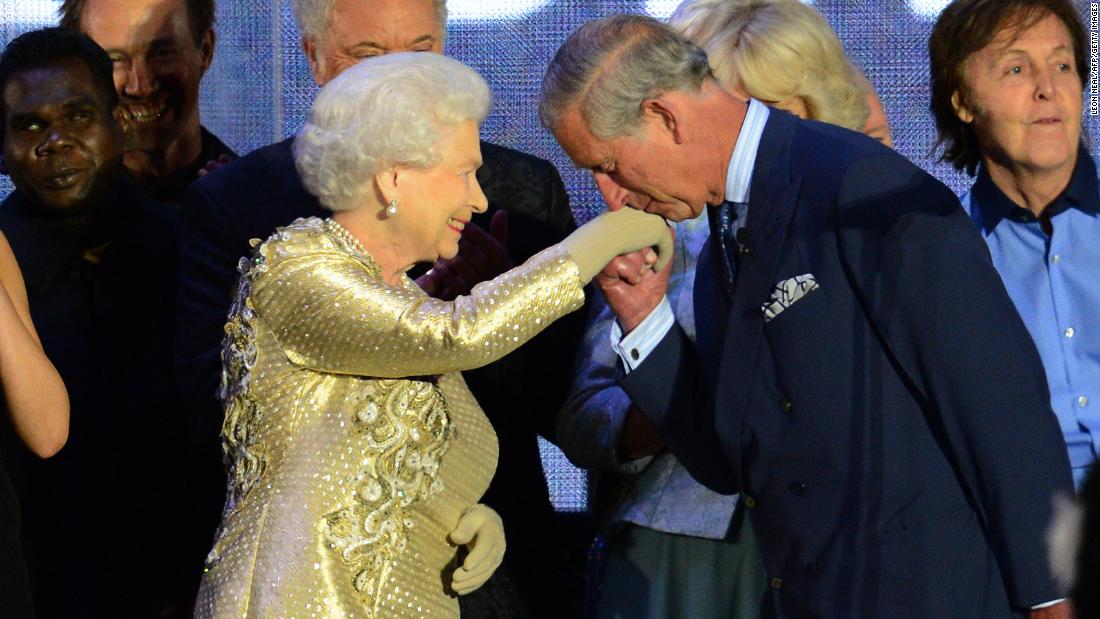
[395,119,487,263]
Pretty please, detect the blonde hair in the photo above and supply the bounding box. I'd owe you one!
[669,0,868,131]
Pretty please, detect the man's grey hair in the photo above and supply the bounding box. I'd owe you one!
[294,52,489,212]
[539,14,711,139]
[292,0,448,47]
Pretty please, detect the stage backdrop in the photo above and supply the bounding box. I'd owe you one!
[2,0,1098,511]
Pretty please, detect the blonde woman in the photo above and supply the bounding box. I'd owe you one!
[669,0,876,135]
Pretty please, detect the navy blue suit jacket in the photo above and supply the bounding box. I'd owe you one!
[623,110,1073,617]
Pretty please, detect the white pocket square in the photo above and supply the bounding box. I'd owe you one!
[762,274,819,322]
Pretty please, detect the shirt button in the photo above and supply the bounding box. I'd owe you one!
[743,495,757,509]
[1080,396,1090,408]
[1051,254,1061,264]
[779,399,793,413]
[789,482,807,496]
[770,577,784,590]
[1065,327,1075,338]
[630,349,640,361]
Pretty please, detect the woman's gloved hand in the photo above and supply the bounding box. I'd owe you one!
[561,208,673,283]
[449,504,506,595]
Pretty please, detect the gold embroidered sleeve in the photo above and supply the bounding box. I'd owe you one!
[253,244,585,377]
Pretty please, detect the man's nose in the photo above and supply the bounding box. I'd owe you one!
[36,128,75,156]
[594,172,630,211]
[122,57,157,99]
[1033,65,1056,101]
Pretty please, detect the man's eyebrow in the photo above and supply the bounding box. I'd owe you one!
[346,34,435,53]
[9,95,97,119]
[347,40,385,52]
[995,42,1071,59]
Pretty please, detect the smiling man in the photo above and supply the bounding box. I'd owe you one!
[0,28,185,618]
[931,0,1098,502]
[59,0,235,203]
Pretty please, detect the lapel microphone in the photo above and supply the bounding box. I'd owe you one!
[735,227,752,256]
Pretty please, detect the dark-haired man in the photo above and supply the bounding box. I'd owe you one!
[59,0,235,203]
[931,0,1099,502]
[0,28,186,618]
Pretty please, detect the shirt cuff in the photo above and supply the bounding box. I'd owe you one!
[609,296,674,373]
[1031,599,1066,609]
[617,454,655,474]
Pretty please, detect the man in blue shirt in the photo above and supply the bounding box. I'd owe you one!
[931,0,1098,490]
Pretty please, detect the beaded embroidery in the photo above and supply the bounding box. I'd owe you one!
[323,378,453,608]
[206,246,271,564]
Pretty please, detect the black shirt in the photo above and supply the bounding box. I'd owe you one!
[137,126,237,205]
[0,176,186,618]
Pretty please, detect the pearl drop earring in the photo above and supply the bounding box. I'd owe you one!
[386,199,399,218]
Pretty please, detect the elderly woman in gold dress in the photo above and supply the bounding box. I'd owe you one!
[194,52,671,618]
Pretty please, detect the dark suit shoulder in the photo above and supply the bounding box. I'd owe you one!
[478,140,574,236]
[180,137,322,238]
[479,140,556,170]
[199,126,238,161]
[120,176,178,230]
[787,120,959,230]
[187,138,297,201]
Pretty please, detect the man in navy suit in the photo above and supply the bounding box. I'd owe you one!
[541,14,1073,618]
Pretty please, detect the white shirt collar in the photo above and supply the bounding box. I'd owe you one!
[724,98,770,204]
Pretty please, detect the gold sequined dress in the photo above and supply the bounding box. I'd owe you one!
[194,217,585,619]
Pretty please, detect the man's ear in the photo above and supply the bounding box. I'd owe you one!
[198,28,216,75]
[951,91,974,124]
[302,36,327,87]
[641,96,684,144]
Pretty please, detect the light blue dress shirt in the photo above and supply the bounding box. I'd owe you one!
[613,99,770,363]
[961,146,1100,490]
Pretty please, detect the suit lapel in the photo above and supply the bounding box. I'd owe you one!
[712,111,802,448]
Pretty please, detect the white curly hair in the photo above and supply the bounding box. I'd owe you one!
[293,52,490,212]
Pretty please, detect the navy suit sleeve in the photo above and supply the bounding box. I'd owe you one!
[557,291,639,472]
[620,321,738,494]
[839,155,1074,609]
[176,179,244,420]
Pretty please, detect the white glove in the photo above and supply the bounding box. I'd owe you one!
[449,504,506,595]
[560,208,673,283]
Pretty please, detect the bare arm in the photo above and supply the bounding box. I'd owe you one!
[0,231,69,457]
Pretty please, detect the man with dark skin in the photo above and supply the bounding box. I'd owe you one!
[59,0,236,203]
[0,28,186,618]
